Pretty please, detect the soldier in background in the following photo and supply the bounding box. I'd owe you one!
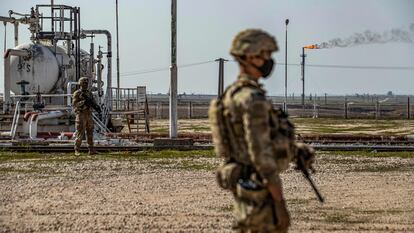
[210,29,316,232]
[72,77,101,156]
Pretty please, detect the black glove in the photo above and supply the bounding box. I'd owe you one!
[295,142,316,173]
[95,105,102,114]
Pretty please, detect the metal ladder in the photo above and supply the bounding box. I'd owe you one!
[126,87,150,133]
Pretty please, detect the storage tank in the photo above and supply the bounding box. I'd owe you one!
[9,43,77,95]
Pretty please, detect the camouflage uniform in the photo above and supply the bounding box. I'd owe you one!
[210,29,315,233]
[72,77,98,155]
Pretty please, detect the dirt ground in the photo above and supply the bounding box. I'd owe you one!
[0,151,413,232]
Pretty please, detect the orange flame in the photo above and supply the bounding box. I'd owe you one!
[303,44,319,49]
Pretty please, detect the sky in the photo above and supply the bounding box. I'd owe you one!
[0,0,413,96]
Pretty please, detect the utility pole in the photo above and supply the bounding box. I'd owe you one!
[284,19,289,112]
[3,22,6,53]
[301,47,306,109]
[169,0,178,138]
[215,58,228,96]
[116,0,121,107]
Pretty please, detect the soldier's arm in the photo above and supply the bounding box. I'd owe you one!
[72,91,80,107]
[271,109,315,168]
[88,91,101,112]
[239,90,281,188]
[240,91,290,227]
[88,91,98,106]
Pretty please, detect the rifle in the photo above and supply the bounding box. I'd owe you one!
[81,92,101,113]
[296,154,325,203]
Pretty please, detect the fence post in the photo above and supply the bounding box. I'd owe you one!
[375,100,380,120]
[135,87,139,111]
[344,97,348,119]
[408,97,411,120]
[324,93,327,105]
[127,89,131,110]
[156,102,161,119]
[312,99,318,118]
[187,102,192,119]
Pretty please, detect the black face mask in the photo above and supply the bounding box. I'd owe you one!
[255,59,274,78]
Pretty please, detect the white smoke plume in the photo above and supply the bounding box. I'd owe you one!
[319,23,414,49]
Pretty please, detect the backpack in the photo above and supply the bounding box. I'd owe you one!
[208,96,232,161]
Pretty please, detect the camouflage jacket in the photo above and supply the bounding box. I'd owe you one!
[221,74,296,187]
[72,89,97,114]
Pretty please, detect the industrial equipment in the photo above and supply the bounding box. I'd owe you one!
[1,1,113,139]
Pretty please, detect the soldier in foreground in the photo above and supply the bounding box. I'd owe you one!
[209,29,316,232]
[72,77,101,156]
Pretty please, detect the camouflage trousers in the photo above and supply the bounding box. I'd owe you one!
[74,111,94,150]
[233,189,288,233]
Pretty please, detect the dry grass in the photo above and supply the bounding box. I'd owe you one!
[147,118,414,135]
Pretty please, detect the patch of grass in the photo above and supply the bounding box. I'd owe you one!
[183,125,211,132]
[287,198,311,205]
[0,152,55,162]
[125,149,216,160]
[319,151,414,159]
[176,159,215,171]
[150,127,169,133]
[324,212,349,223]
[358,209,410,215]
[150,118,414,135]
[323,212,369,224]
[143,157,216,171]
[292,118,414,135]
[0,153,93,163]
[0,150,217,163]
[350,164,413,173]
[0,167,40,174]
[0,164,59,174]
[219,204,233,212]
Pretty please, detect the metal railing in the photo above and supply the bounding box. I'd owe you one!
[109,87,147,112]
[10,100,21,139]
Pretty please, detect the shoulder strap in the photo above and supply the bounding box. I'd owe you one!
[218,79,263,101]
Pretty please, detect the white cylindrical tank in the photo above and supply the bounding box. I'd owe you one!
[9,43,76,95]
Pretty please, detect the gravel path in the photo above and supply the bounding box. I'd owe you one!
[0,152,413,232]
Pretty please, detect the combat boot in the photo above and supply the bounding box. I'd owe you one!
[74,149,81,156]
[88,147,97,155]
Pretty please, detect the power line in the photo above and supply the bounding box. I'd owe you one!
[120,60,216,78]
[120,59,414,78]
[121,67,170,77]
[304,64,414,70]
[277,62,414,70]
[231,59,414,70]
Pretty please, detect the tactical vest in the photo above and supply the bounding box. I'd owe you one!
[210,79,296,190]
[209,79,258,164]
[73,90,93,114]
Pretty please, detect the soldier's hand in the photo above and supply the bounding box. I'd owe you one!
[295,142,316,172]
[274,200,290,230]
[93,104,102,113]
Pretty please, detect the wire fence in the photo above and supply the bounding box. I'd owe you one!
[146,95,413,120]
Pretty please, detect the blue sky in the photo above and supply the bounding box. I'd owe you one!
[1,0,413,95]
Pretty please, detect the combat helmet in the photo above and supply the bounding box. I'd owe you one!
[78,77,89,85]
[230,29,279,57]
